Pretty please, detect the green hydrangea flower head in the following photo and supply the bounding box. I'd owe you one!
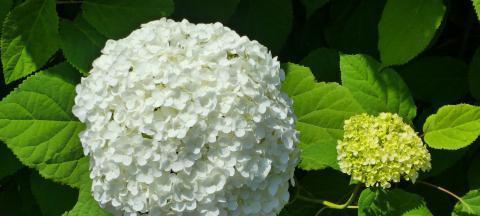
[337,112,431,188]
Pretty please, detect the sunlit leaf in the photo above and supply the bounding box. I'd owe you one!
[1,0,60,83]
[378,0,445,66]
[423,104,480,150]
[340,54,416,121]
[282,63,364,170]
[0,63,89,188]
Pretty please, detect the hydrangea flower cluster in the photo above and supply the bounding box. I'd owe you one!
[72,18,299,216]
[337,113,431,188]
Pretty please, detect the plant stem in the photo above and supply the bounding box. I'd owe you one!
[417,180,465,204]
[313,205,357,216]
[297,184,362,209]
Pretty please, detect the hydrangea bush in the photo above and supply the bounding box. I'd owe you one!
[1,0,480,216]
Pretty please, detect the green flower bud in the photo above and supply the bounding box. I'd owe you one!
[337,113,431,188]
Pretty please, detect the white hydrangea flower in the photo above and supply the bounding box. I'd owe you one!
[72,18,299,216]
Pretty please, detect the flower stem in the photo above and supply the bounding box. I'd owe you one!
[417,180,466,205]
[297,184,362,209]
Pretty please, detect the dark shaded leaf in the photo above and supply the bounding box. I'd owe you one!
[0,141,22,180]
[325,0,385,58]
[398,57,468,104]
[300,47,340,82]
[82,0,174,39]
[30,172,78,216]
[229,0,292,54]
[173,0,239,23]
[358,188,432,216]
[60,15,107,74]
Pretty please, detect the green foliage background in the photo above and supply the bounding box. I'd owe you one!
[0,0,480,215]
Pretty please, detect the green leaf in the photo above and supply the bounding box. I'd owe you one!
[300,47,340,82]
[60,16,107,74]
[300,0,330,18]
[358,188,432,216]
[282,63,318,96]
[0,63,89,188]
[229,0,292,54]
[469,48,480,100]
[409,99,468,177]
[30,172,77,216]
[403,206,434,216]
[472,0,480,21]
[1,0,60,83]
[0,0,12,36]
[0,141,22,180]
[63,188,111,216]
[340,54,416,121]
[398,57,469,104]
[423,104,480,150]
[282,63,364,170]
[453,190,480,216]
[325,0,385,57]
[172,0,239,23]
[81,0,174,39]
[378,0,445,66]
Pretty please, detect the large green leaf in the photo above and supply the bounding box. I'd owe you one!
[282,63,318,96]
[378,0,445,66]
[81,0,174,39]
[469,48,480,100]
[398,57,468,104]
[358,188,432,216]
[229,0,292,54]
[0,63,89,188]
[60,16,107,74]
[0,141,22,180]
[30,172,78,216]
[300,47,340,82]
[453,190,480,215]
[294,84,364,170]
[340,54,416,121]
[282,63,364,170]
[423,104,480,150]
[1,0,60,83]
[415,104,471,179]
[63,188,111,216]
[325,0,385,58]
[172,0,239,23]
